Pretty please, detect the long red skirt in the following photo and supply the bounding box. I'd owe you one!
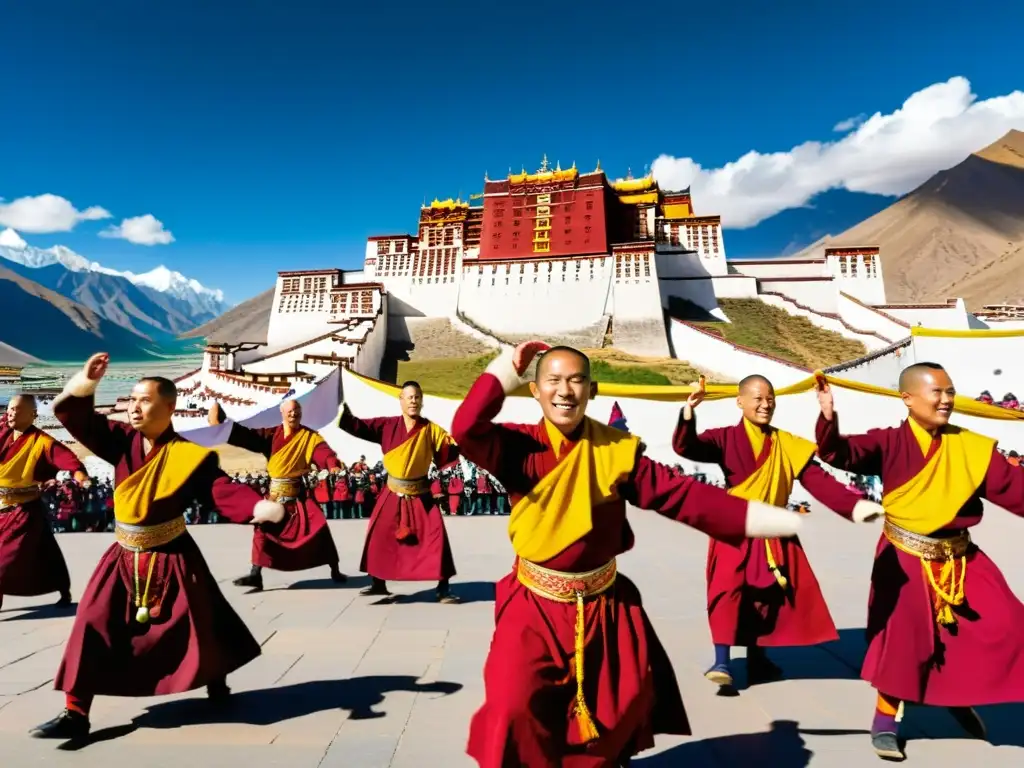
[251,496,340,572]
[862,535,1024,706]
[466,570,688,768]
[0,501,71,597]
[54,533,261,696]
[360,489,456,582]
[706,536,838,647]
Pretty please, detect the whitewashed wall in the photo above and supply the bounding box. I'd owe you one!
[668,320,809,385]
[354,310,388,378]
[882,301,972,330]
[757,279,838,313]
[823,341,913,390]
[727,260,828,279]
[759,293,888,351]
[911,332,1024,398]
[836,293,908,342]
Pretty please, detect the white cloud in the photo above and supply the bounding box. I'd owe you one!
[0,228,27,249]
[99,214,175,245]
[0,194,111,234]
[651,77,1024,229]
[833,113,866,132]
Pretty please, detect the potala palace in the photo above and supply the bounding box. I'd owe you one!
[172,158,1024,422]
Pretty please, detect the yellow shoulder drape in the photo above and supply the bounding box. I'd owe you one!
[113,439,213,525]
[0,431,53,488]
[267,428,324,479]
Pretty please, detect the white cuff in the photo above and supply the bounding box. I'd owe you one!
[63,371,100,398]
[852,499,884,523]
[484,348,523,395]
[745,500,802,538]
[252,499,286,524]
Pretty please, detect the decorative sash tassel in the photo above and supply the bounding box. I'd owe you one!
[573,589,600,742]
[764,539,788,589]
[133,550,158,624]
[883,519,970,625]
[923,556,967,625]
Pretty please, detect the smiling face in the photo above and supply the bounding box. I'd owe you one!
[737,377,775,426]
[400,384,423,418]
[6,395,36,432]
[281,399,302,430]
[128,380,174,436]
[901,367,955,429]
[529,348,596,434]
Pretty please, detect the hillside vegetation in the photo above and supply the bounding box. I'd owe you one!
[690,298,867,370]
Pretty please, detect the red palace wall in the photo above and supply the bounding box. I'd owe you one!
[479,183,610,260]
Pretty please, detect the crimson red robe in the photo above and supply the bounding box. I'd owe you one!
[447,474,464,516]
[816,413,1024,705]
[52,392,263,697]
[452,372,752,768]
[673,414,861,647]
[338,409,457,582]
[0,425,83,599]
[227,424,341,571]
[332,473,350,502]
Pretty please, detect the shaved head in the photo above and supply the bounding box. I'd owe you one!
[6,394,37,431]
[898,362,946,393]
[280,398,302,430]
[535,346,591,382]
[898,362,955,430]
[736,373,776,426]
[738,374,774,395]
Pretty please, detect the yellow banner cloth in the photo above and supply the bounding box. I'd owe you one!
[381,422,451,480]
[508,417,640,563]
[0,431,52,488]
[267,428,324,479]
[113,439,212,525]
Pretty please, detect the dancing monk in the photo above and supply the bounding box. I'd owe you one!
[816,362,1024,761]
[451,342,805,767]
[338,380,459,603]
[209,399,347,591]
[673,374,882,688]
[31,353,282,741]
[0,394,88,612]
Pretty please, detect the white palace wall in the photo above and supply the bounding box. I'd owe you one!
[607,250,670,357]
[668,319,809,386]
[836,293,908,342]
[757,293,890,351]
[911,331,1024,398]
[757,278,838,314]
[880,300,972,330]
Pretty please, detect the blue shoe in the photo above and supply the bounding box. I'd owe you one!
[704,662,733,687]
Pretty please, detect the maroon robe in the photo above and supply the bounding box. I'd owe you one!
[447,474,464,516]
[0,425,83,599]
[816,413,1024,705]
[226,424,341,572]
[452,371,753,768]
[52,391,264,697]
[338,408,457,582]
[673,414,861,647]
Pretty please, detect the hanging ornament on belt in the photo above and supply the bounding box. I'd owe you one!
[136,605,151,624]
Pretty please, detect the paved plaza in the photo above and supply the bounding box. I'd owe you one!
[2,509,1024,767]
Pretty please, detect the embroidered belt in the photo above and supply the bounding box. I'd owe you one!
[0,485,41,510]
[268,476,304,503]
[517,558,616,744]
[387,475,430,497]
[115,517,187,552]
[884,519,970,626]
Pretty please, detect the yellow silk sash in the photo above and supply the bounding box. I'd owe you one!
[882,419,995,536]
[382,421,451,480]
[727,419,816,589]
[113,439,212,525]
[508,418,640,563]
[0,431,52,488]
[266,428,324,479]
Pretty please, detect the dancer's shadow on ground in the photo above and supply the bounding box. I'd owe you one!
[0,601,78,622]
[900,701,1024,748]
[260,574,373,592]
[728,627,866,693]
[633,719,866,766]
[394,580,495,605]
[62,675,463,750]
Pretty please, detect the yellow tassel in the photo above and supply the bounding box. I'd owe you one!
[765,539,788,589]
[921,555,966,626]
[573,590,600,743]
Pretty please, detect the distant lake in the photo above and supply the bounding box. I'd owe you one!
[1,356,203,406]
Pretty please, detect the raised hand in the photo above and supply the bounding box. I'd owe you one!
[512,340,550,377]
[687,378,706,410]
[84,352,109,381]
[816,376,834,421]
[208,401,223,426]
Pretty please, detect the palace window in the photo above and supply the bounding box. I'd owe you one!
[376,241,389,256]
[444,229,454,245]
[514,208,522,217]
[586,200,593,210]
[565,217,571,225]
[513,219,520,227]
[395,240,406,253]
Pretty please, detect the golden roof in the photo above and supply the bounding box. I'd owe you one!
[428,197,469,210]
[611,174,656,193]
[509,156,578,185]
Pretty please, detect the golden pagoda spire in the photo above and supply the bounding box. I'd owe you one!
[626,167,634,180]
[555,160,562,172]
[539,154,550,173]
[595,158,602,172]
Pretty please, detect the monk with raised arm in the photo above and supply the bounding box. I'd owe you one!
[673,374,882,688]
[338,380,460,603]
[0,394,89,612]
[452,342,805,768]
[31,353,280,741]
[209,399,347,591]
[816,362,1024,762]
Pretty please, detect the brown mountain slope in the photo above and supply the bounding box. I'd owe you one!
[831,130,1024,308]
[180,287,275,343]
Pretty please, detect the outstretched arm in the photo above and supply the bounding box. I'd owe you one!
[192,453,268,525]
[621,454,803,545]
[337,404,388,445]
[815,412,885,476]
[52,356,132,466]
[672,407,727,465]
[982,448,1024,517]
[311,439,341,471]
[797,460,882,522]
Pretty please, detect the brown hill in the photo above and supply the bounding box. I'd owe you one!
[180,287,275,343]
[831,129,1024,309]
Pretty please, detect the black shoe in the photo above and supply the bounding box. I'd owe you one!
[56,591,72,607]
[359,584,390,597]
[330,568,348,584]
[30,709,91,740]
[949,707,987,740]
[871,731,904,761]
[207,680,232,707]
[437,591,462,604]
[232,572,263,591]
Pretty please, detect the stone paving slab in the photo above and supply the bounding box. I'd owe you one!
[2,508,1024,766]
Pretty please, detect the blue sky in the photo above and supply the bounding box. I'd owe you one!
[2,1,1023,303]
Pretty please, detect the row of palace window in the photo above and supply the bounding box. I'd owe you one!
[491,239,593,251]
[838,256,879,278]
[280,275,330,295]
[278,295,326,313]
[330,290,376,315]
[492,225,594,241]
[615,254,652,279]
[378,250,457,277]
[375,239,409,256]
[493,199,596,218]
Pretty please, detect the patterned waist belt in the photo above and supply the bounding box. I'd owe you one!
[517,558,617,744]
[387,475,430,497]
[115,516,187,552]
[884,519,970,626]
[268,477,304,502]
[0,485,41,510]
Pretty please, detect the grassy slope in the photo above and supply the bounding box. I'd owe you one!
[691,298,867,370]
